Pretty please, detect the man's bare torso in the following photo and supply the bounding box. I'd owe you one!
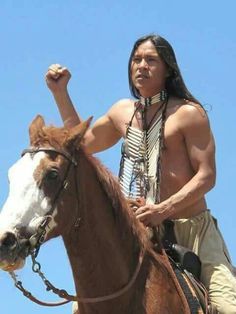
[109,97,208,219]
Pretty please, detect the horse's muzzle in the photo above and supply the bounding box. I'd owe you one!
[0,231,27,271]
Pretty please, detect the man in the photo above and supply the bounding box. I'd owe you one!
[45,34,236,313]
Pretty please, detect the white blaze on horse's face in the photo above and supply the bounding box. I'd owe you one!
[0,152,57,235]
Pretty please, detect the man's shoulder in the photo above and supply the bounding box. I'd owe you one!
[169,98,207,119]
[107,98,136,115]
[111,98,136,109]
[179,102,208,124]
[171,99,210,133]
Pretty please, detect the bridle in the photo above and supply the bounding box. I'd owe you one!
[21,147,78,257]
[9,146,146,307]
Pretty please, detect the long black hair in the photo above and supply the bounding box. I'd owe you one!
[128,34,200,104]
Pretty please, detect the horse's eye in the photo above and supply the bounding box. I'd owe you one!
[46,169,59,180]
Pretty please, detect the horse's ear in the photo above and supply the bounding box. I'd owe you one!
[29,115,45,145]
[65,116,93,148]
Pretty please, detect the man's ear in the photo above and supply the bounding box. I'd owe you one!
[65,116,93,149]
[29,115,46,146]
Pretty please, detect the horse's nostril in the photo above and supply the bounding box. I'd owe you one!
[0,232,17,249]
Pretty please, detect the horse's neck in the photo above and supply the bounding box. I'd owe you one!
[63,151,143,311]
[61,152,191,314]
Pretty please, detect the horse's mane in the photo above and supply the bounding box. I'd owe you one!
[83,150,152,251]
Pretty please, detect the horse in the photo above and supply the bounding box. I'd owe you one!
[0,115,200,314]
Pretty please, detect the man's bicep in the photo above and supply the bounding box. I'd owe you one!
[188,131,216,174]
[182,108,216,173]
[83,115,121,154]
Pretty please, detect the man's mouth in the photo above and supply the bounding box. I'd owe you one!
[136,73,149,80]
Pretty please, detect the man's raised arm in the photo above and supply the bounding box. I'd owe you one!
[45,64,121,154]
[45,64,81,128]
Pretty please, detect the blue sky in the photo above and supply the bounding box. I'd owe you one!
[0,1,235,313]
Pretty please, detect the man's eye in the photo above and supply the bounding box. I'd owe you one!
[147,57,157,62]
[133,57,141,63]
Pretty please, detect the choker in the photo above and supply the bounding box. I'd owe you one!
[139,90,167,107]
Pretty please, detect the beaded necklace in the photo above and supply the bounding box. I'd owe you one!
[119,90,168,203]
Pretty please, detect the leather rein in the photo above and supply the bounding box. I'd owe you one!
[9,146,145,307]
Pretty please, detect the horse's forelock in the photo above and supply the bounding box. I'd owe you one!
[30,126,70,149]
[30,119,90,155]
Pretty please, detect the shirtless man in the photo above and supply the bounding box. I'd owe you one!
[45,34,236,313]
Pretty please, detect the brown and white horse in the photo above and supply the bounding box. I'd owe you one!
[0,115,194,314]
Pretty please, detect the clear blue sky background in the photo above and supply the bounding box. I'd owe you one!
[0,1,235,313]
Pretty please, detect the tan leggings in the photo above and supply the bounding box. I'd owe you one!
[173,210,236,314]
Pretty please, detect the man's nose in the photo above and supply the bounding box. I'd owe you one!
[138,59,148,69]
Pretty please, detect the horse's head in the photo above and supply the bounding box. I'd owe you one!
[0,115,91,271]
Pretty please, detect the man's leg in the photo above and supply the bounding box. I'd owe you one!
[173,210,236,314]
[202,263,236,314]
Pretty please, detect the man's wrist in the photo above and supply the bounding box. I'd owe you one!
[52,88,69,99]
[158,198,174,219]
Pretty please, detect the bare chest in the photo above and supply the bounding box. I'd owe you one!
[114,102,187,158]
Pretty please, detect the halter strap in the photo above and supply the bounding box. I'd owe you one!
[9,271,70,307]
[22,147,77,166]
[10,248,146,305]
[21,146,78,256]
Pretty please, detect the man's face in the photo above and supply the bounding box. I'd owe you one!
[131,40,168,97]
